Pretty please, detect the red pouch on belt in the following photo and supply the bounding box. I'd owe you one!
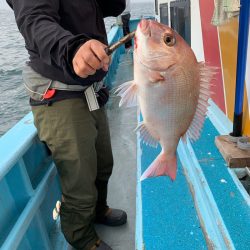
[43,89,56,99]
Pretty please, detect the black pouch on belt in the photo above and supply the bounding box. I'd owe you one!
[96,86,109,107]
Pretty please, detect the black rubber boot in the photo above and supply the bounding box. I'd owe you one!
[95,208,127,227]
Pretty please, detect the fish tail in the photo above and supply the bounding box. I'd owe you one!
[140,152,177,181]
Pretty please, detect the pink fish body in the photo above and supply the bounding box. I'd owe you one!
[116,20,215,181]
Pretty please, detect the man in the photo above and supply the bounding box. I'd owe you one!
[7,0,126,249]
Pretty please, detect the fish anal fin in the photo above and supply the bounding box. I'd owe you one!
[140,153,177,181]
[114,81,138,107]
[186,62,217,141]
[135,122,158,148]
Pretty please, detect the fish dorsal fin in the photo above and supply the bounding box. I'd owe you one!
[135,122,158,148]
[185,63,217,142]
[114,81,138,107]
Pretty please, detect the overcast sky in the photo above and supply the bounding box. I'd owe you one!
[0,0,153,10]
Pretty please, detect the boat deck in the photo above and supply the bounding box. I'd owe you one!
[137,114,250,250]
[96,52,136,249]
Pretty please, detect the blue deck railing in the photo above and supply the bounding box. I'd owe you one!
[136,99,250,250]
[0,113,60,249]
[0,24,125,250]
[104,18,141,89]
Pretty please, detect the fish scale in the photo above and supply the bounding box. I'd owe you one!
[116,19,216,181]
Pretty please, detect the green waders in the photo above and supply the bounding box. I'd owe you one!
[32,98,113,250]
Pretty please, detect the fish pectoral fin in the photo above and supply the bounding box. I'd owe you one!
[114,81,138,107]
[135,122,158,148]
[149,71,165,83]
[140,153,177,181]
[186,62,217,142]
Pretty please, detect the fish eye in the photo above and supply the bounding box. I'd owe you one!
[163,34,176,47]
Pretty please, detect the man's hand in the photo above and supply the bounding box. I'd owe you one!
[72,39,110,78]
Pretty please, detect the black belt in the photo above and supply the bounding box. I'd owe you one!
[30,88,109,107]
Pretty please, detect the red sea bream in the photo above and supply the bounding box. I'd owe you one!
[116,19,216,181]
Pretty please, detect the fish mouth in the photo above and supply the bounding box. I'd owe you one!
[139,19,151,36]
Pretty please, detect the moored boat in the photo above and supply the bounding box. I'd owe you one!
[1,1,250,249]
